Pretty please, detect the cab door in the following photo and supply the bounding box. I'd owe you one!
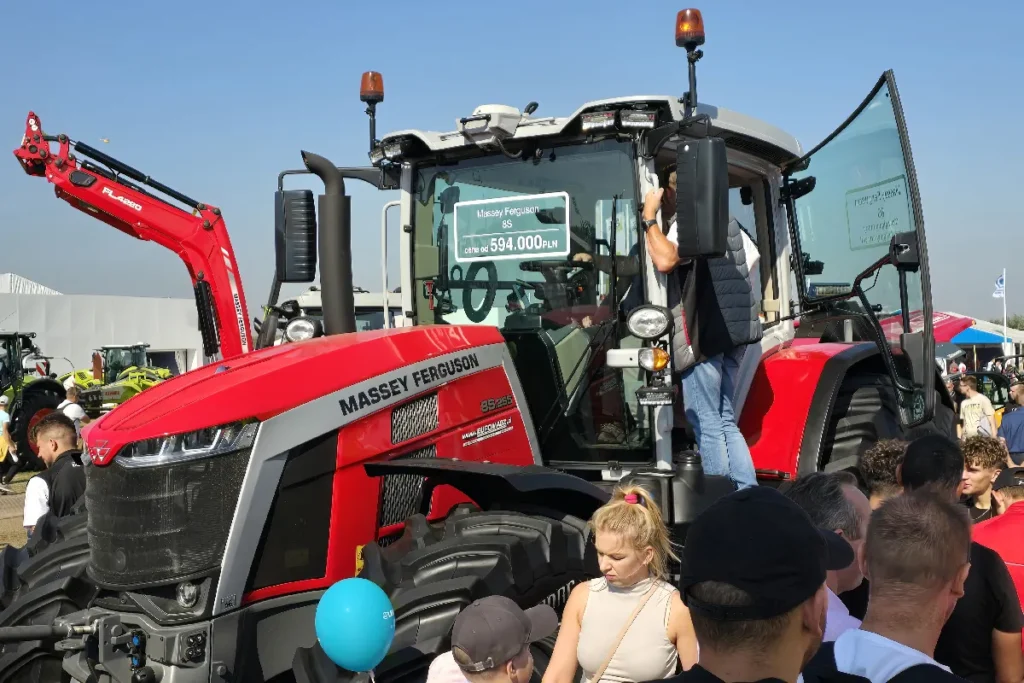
[781,71,936,426]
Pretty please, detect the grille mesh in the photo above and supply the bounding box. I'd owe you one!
[379,445,436,528]
[391,392,438,444]
[85,449,251,588]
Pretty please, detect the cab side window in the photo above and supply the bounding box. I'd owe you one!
[728,176,778,327]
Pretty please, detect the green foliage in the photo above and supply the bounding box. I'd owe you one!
[989,314,1024,331]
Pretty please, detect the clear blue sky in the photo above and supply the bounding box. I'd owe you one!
[1,0,1019,321]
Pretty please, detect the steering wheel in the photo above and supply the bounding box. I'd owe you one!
[456,262,498,323]
[518,258,595,275]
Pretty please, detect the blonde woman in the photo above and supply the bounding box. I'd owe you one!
[542,485,697,683]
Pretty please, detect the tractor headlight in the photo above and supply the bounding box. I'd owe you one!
[284,316,323,343]
[627,305,671,340]
[118,419,259,468]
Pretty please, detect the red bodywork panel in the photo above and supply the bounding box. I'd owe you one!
[244,362,532,604]
[84,325,509,463]
[13,112,251,359]
[739,341,858,479]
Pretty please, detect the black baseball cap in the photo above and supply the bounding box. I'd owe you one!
[451,596,557,672]
[993,467,1024,490]
[680,486,854,621]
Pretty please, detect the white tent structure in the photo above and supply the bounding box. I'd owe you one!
[0,274,204,375]
[0,273,61,296]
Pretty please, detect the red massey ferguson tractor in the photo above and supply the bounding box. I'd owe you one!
[0,11,957,683]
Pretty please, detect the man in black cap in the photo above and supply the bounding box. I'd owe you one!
[426,596,557,683]
[654,485,853,683]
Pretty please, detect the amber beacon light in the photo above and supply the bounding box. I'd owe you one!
[360,71,384,104]
[675,9,705,50]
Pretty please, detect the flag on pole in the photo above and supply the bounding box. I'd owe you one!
[994,273,1005,299]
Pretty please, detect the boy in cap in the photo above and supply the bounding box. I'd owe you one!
[653,486,853,683]
[427,596,557,683]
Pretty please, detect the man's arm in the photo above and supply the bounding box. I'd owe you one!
[642,189,683,274]
[22,477,48,535]
[986,547,1024,683]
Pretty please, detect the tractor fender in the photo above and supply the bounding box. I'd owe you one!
[740,342,888,479]
[741,341,954,480]
[363,459,610,522]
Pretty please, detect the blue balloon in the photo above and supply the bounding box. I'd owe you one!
[315,578,396,672]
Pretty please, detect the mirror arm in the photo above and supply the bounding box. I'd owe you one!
[640,114,712,159]
[853,283,916,394]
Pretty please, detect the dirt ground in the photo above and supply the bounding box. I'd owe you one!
[0,472,33,549]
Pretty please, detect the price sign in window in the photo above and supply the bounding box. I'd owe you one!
[453,192,571,262]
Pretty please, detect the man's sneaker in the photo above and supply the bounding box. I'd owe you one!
[0,484,14,494]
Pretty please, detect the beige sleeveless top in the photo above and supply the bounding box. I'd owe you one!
[576,577,679,683]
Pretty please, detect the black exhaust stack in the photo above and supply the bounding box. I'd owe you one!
[301,150,356,335]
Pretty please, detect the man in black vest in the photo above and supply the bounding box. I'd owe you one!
[22,412,86,535]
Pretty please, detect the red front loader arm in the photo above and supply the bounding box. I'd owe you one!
[13,111,251,361]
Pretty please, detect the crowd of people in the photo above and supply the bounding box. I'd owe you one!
[426,431,1024,683]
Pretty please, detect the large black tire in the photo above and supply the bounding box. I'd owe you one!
[817,373,958,476]
[0,512,96,683]
[293,504,599,683]
[11,384,64,469]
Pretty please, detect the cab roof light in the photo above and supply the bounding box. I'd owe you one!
[675,9,705,50]
[619,109,657,129]
[360,71,384,104]
[581,111,617,133]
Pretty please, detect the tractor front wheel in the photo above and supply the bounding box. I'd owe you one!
[12,387,64,468]
[292,504,599,683]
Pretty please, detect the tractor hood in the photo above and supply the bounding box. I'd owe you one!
[84,325,505,465]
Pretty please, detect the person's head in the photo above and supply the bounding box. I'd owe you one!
[897,434,967,500]
[589,484,676,586]
[0,395,7,412]
[961,436,1006,500]
[783,472,871,593]
[450,596,557,683]
[862,490,972,629]
[991,468,1024,513]
[32,412,78,466]
[858,439,908,507]
[680,487,853,672]
[1011,379,1024,405]
[958,375,978,396]
[66,386,79,402]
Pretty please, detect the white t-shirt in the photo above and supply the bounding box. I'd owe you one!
[830,629,952,683]
[23,476,49,528]
[425,651,469,683]
[58,400,87,436]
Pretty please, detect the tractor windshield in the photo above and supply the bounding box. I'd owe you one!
[412,139,653,464]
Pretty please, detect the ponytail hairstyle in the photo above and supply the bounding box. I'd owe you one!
[589,484,678,581]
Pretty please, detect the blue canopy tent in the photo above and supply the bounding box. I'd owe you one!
[952,328,1012,345]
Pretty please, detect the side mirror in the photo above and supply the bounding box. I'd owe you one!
[674,137,729,258]
[275,189,318,283]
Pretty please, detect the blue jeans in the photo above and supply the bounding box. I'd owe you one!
[680,348,758,489]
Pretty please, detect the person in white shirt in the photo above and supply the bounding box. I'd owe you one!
[783,471,871,643]
[57,386,89,441]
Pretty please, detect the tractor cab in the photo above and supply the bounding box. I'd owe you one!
[273,13,940,479]
[96,343,151,383]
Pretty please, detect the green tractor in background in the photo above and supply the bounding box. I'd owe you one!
[0,331,65,466]
[57,343,172,417]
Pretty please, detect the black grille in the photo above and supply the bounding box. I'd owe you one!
[391,392,438,444]
[85,449,251,588]
[379,445,436,528]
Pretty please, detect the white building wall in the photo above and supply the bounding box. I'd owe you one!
[0,293,203,374]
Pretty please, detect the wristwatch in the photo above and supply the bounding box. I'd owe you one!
[641,218,658,231]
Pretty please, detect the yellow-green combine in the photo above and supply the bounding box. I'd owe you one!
[57,343,172,417]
